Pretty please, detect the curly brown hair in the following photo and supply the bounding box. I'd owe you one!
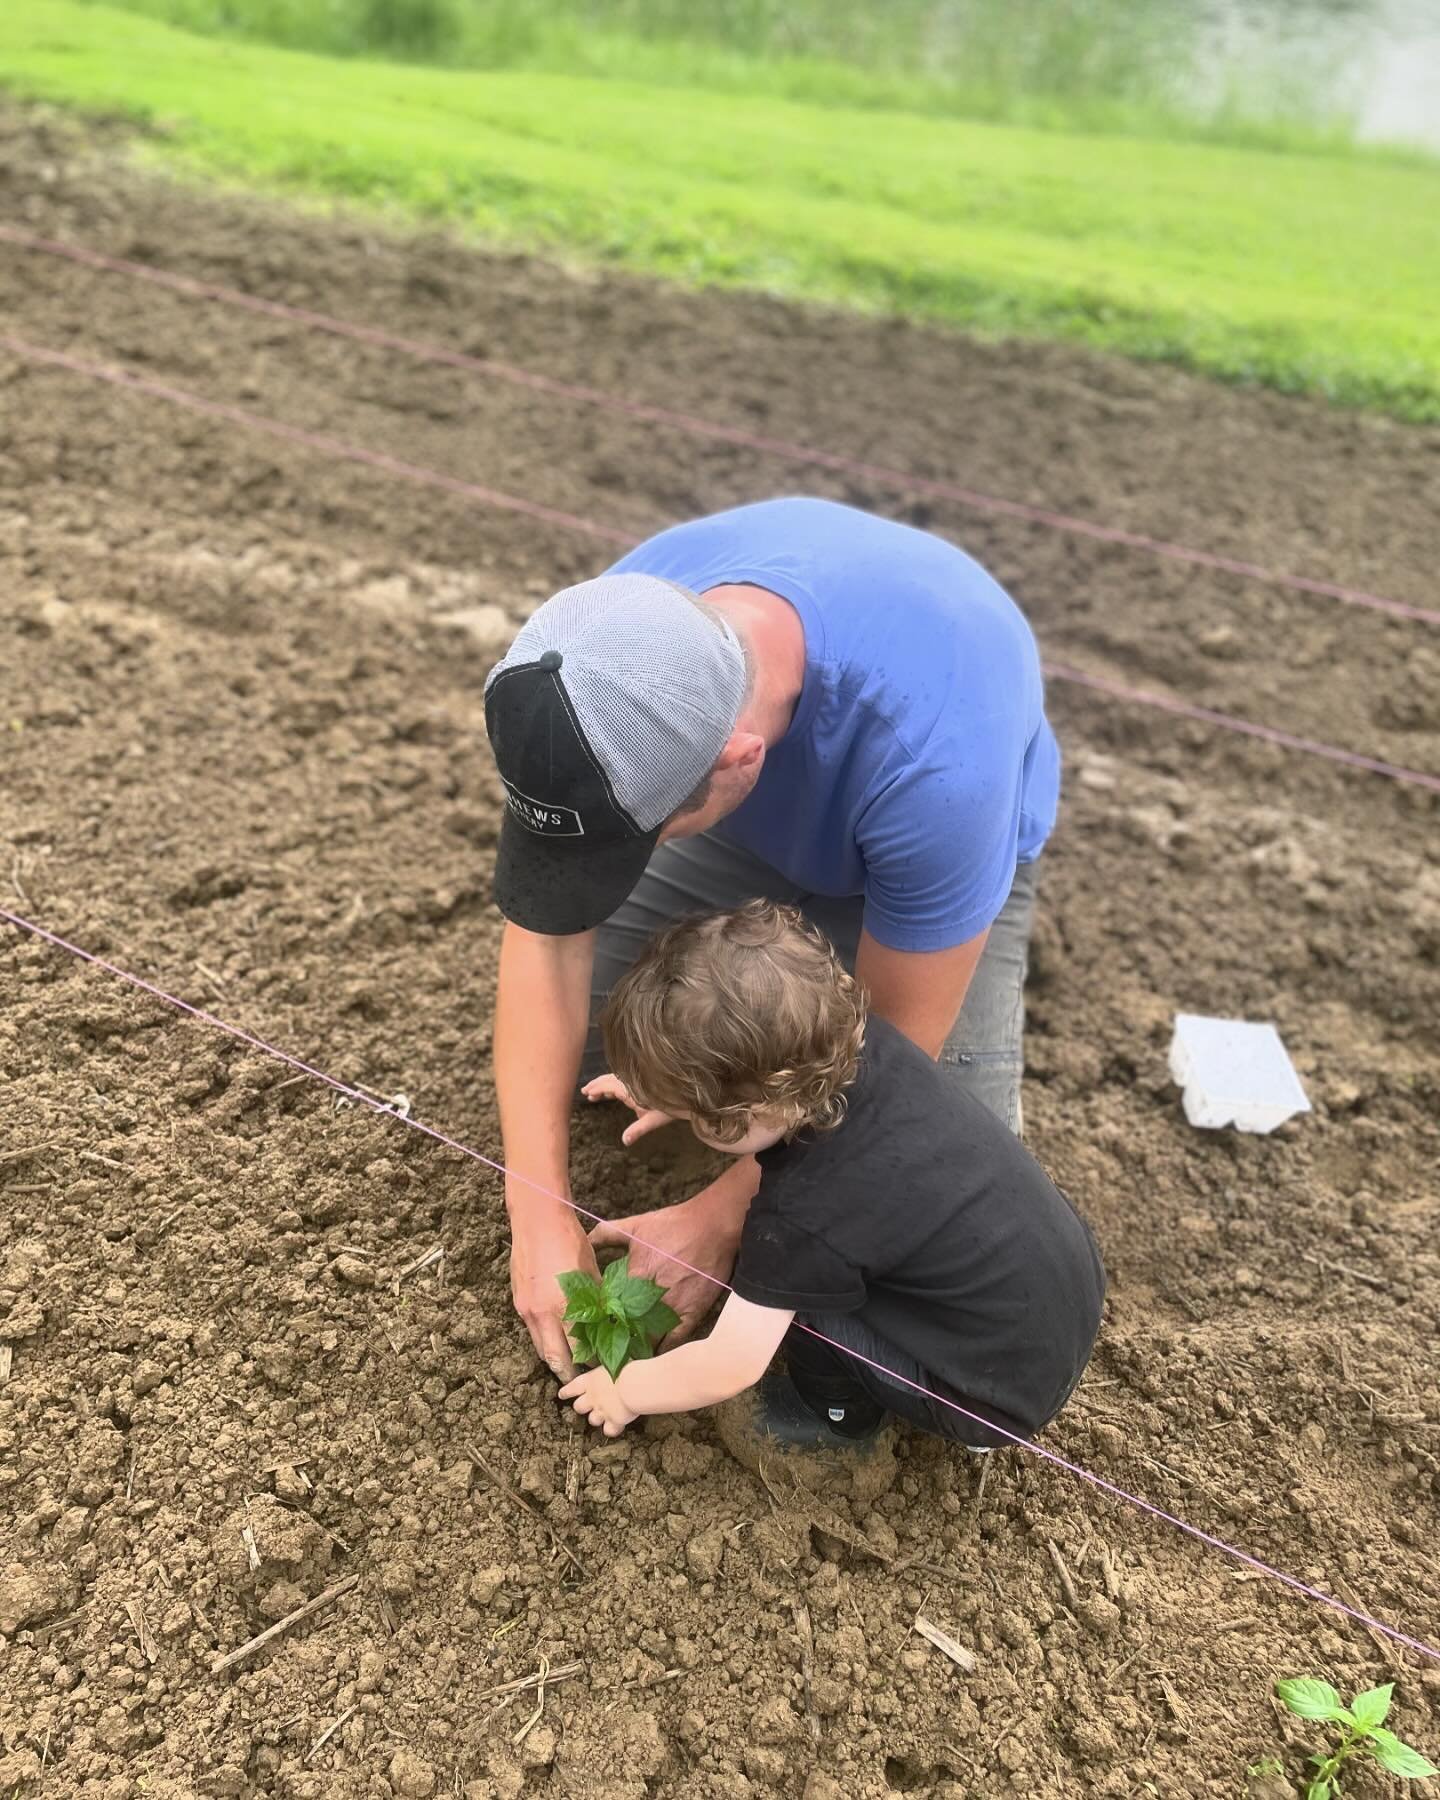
[600,900,867,1147]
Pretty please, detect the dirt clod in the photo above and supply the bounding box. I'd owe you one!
[258,1578,308,1620]
[388,1746,437,1797]
[754,1694,801,1744]
[684,1526,725,1581]
[520,1723,557,1768]
[0,1558,79,1636]
[0,1751,43,1790]
[1077,1594,1124,1638]
[468,1564,505,1607]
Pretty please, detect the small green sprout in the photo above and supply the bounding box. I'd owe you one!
[558,1254,680,1381]
[1274,1677,1437,1799]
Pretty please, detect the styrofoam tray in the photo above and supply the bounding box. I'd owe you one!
[1169,1014,1311,1134]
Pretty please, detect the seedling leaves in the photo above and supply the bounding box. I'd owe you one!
[591,1317,630,1380]
[1349,1684,1394,1731]
[557,1269,605,1320]
[637,1298,681,1342]
[1368,1729,1438,1780]
[558,1254,679,1379]
[607,1269,669,1318]
[1271,1676,1437,1797]
[1277,1678,1347,1722]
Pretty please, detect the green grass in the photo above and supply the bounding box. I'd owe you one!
[3,0,1439,420]
[92,0,1389,158]
[87,0,1440,164]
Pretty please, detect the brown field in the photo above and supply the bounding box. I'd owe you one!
[1,101,1438,1800]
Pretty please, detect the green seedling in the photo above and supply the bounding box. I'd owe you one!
[558,1254,680,1380]
[1274,1677,1437,1798]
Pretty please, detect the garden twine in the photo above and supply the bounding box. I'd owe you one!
[3,221,1437,628]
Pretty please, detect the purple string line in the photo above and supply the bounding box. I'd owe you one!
[2,902,1437,1663]
[3,221,1436,629]
[0,334,635,549]
[1045,662,1440,794]
[4,331,1438,798]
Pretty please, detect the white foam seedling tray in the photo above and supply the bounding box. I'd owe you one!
[1169,1014,1312,1135]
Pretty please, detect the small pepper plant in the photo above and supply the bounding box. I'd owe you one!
[1272,1677,1436,1798]
[557,1254,680,1380]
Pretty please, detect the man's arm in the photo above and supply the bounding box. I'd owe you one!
[494,920,600,1378]
[855,926,988,1059]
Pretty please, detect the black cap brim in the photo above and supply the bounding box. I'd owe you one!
[493,810,661,935]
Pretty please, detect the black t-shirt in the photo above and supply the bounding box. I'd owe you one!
[731,1017,1106,1437]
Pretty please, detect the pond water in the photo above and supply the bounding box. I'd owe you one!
[1204,0,1440,151]
[851,0,1440,153]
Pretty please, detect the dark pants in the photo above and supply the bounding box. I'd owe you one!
[786,1316,1033,1451]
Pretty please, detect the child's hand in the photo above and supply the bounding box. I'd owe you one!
[581,1072,676,1148]
[558,1366,639,1436]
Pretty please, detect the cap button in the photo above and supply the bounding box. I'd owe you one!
[538,649,563,672]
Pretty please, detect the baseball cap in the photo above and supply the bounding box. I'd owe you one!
[484,573,748,935]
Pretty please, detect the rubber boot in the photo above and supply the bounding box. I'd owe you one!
[755,1366,884,1449]
[712,1370,899,1503]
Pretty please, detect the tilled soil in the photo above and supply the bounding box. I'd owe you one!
[1,100,1438,1800]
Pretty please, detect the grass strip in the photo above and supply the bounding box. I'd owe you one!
[2,0,1438,419]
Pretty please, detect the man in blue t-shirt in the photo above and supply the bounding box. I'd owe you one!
[484,497,1060,1381]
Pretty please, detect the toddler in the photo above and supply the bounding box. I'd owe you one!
[561,901,1104,1451]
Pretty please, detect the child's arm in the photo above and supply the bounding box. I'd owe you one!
[558,1294,794,1435]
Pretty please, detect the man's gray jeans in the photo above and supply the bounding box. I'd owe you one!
[586,831,1039,1134]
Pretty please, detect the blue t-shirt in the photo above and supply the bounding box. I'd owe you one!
[607,498,1059,953]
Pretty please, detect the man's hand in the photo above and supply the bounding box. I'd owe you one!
[557,1365,639,1437]
[509,1200,598,1381]
[581,1072,676,1147]
[588,1160,758,1346]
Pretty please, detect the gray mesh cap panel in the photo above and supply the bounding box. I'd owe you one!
[486,574,748,830]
